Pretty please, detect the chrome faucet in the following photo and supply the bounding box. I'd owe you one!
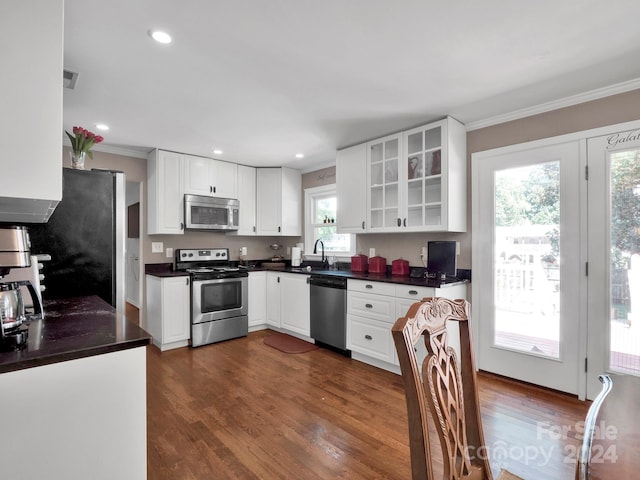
[313,239,329,268]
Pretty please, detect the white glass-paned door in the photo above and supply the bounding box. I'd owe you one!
[587,130,640,398]
[472,141,582,394]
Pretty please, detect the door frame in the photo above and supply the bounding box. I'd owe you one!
[472,117,640,400]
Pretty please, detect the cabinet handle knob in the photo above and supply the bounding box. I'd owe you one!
[403,218,407,227]
[364,334,373,340]
[362,221,365,230]
[397,217,401,227]
[180,222,184,230]
[213,186,216,194]
[365,303,373,309]
[210,186,213,193]
[365,284,373,289]
[253,226,256,232]
[277,276,280,283]
[278,226,281,233]
[409,290,418,295]
[186,278,190,286]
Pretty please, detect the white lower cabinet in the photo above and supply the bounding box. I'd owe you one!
[264,272,311,338]
[280,273,311,336]
[145,275,191,351]
[248,271,267,330]
[266,272,282,328]
[347,279,467,373]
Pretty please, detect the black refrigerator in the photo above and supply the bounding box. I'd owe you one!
[27,168,126,312]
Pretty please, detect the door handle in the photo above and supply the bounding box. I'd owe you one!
[362,221,365,230]
[186,278,190,286]
[180,222,184,230]
[278,226,281,233]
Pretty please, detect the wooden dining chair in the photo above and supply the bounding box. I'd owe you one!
[575,374,613,480]
[392,297,523,480]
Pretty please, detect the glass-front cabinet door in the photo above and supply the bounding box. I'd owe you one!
[367,133,401,231]
[404,123,443,229]
[362,117,466,233]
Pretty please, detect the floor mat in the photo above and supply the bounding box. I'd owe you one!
[263,333,319,354]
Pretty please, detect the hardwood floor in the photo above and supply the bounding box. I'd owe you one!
[126,302,140,325]
[146,330,589,479]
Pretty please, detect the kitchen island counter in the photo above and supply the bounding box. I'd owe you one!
[0,295,149,480]
[0,295,151,374]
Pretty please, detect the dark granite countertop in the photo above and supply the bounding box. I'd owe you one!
[0,296,151,374]
[145,262,468,288]
[288,268,468,288]
[145,263,189,278]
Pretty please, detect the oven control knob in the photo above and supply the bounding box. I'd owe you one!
[181,253,187,257]
[188,253,193,257]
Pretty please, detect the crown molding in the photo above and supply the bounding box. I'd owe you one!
[465,78,640,131]
[63,139,151,159]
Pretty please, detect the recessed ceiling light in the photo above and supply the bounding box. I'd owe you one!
[295,153,304,158]
[95,124,109,131]
[149,30,172,44]
[213,149,223,155]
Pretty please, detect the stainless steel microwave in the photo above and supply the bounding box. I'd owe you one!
[184,194,239,231]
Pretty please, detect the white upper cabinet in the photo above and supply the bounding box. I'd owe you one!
[364,116,466,233]
[229,165,257,236]
[402,117,466,232]
[336,143,367,233]
[147,149,185,235]
[184,155,238,199]
[367,133,402,232]
[256,167,301,236]
[0,0,63,222]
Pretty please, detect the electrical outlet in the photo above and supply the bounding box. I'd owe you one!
[166,247,173,258]
[151,242,163,253]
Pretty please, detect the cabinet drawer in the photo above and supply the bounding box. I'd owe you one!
[395,285,436,301]
[347,315,396,364]
[348,279,396,296]
[347,291,395,323]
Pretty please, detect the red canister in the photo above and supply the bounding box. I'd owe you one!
[391,258,410,276]
[368,256,387,274]
[351,254,368,272]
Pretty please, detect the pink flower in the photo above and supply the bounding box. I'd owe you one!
[65,125,105,159]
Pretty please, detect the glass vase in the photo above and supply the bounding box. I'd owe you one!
[70,151,86,169]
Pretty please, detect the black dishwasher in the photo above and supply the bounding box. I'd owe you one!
[309,275,350,356]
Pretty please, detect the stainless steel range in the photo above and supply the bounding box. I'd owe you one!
[175,248,248,347]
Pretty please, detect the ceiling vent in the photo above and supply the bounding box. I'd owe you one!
[63,70,79,89]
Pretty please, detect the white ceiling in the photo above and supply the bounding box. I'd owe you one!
[63,0,640,171]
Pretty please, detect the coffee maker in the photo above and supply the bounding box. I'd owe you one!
[0,226,43,350]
